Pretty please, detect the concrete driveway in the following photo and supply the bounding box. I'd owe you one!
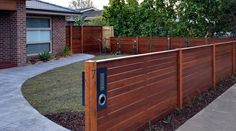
[0,54,94,131]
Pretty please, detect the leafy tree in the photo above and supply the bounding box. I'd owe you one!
[86,16,108,26]
[218,0,236,37]
[103,0,127,36]
[175,0,222,37]
[103,0,226,37]
[69,0,93,9]
[75,16,86,26]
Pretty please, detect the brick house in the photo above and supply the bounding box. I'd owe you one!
[0,0,79,69]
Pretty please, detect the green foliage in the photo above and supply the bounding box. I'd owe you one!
[103,0,232,37]
[63,45,71,57]
[218,0,236,37]
[85,16,108,26]
[176,0,222,37]
[75,16,86,26]
[39,51,51,62]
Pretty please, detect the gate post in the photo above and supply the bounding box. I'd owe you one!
[85,61,98,131]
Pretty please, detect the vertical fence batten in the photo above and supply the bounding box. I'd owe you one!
[212,44,216,87]
[85,61,97,131]
[69,24,73,54]
[136,37,139,53]
[178,49,183,109]
[85,41,236,131]
[81,26,84,53]
[110,37,236,54]
[66,26,103,53]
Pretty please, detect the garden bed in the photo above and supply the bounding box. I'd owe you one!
[44,74,236,131]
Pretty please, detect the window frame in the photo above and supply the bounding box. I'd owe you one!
[26,16,52,56]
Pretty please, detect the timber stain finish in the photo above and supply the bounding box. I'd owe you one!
[85,41,236,131]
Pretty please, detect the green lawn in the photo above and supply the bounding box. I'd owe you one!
[22,55,123,115]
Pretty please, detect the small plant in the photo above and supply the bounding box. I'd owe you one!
[163,115,172,124]
[39,51,51,62]
[63,45,71,57]
[175,107,182,115]
[148,120,152,131]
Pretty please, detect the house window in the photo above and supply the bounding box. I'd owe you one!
[26,17,52,55]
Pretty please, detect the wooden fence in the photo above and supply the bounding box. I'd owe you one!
[110,37,236,54]
[84,41,236,131]
[66,26,103,53]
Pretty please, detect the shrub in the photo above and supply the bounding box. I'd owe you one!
[39,51,51,62]
[63,45,71,57]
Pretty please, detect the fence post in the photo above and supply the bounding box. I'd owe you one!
[212,44,216,87]
[70,24,73,54]
[81,26,84,53]
[85,61,97,131]
[232,43,235,74]
[136,37,139,53]
[99,26,103,54]
[178,49,183,109]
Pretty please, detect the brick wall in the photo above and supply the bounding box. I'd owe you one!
[15,0,27,66]
[0,0,26,67]
[0,0,66,68]
[0,12,12,63]
[52,16,66,55]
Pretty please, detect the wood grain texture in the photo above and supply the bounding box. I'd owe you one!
[215,44,233,83]
[178,49,183,108]
[66,26,102,53]
[85,41,236,131]
[182,47,213,99]
[85,61,97,131]
[96,51,178,131]
[212,45,216,87]
[110,37,236,54]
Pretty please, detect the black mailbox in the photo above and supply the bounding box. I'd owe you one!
[97,67,107,111]
[81,67,108,111]
[82,72,85,106]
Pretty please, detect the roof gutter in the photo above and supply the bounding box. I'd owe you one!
[26,9,80,16]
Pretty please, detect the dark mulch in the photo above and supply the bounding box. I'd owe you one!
[45,112,85,131]
[45,75,236,131]
[145,74,236,131]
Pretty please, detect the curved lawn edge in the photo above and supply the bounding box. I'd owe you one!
[21,55,124,130]
[0,54,94,131]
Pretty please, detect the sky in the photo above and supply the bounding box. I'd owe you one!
[41,0,109,10]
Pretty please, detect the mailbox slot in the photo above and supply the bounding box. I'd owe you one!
[97,67,107,111]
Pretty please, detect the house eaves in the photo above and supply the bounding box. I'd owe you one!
[26,0,80,16]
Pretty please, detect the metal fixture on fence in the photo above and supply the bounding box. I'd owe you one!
[113,38,121,55]
[131,40,137,54]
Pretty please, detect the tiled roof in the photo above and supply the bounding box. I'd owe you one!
[82,10,103,18]
[26,0,79,14]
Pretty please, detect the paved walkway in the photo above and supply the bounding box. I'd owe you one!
[177,83,236,131]
[0,54,94,131]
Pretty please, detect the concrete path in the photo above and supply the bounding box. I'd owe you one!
[177,83,236,131]
[0,54,94,131]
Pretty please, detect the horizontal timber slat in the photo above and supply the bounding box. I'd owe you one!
[85,41,236,131]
